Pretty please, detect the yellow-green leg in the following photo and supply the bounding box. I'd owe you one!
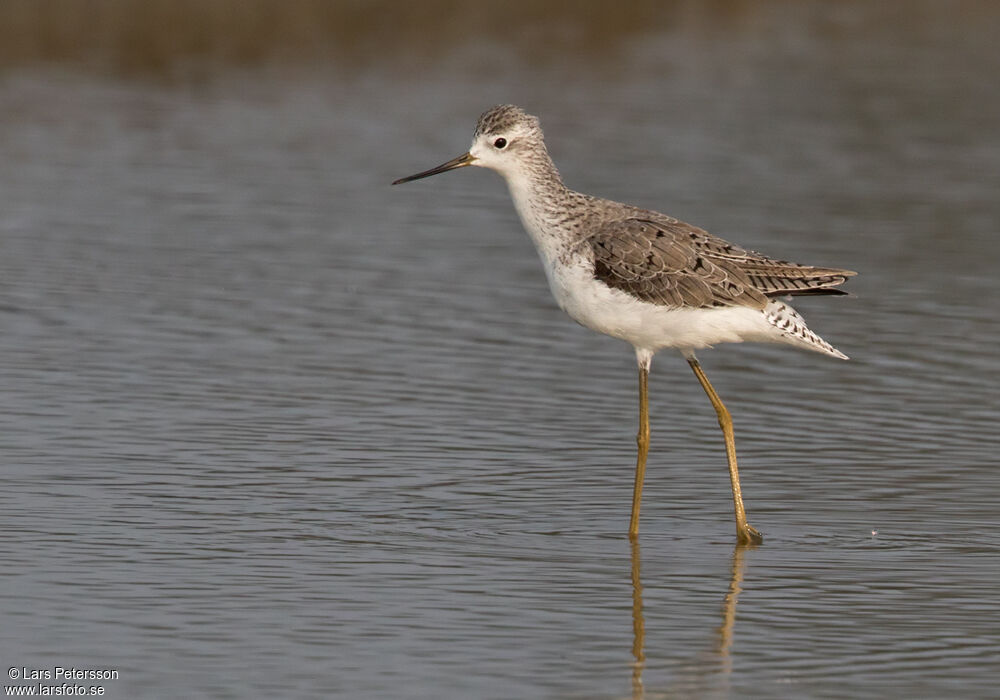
[628,356,651,539]
[687,357,763,545]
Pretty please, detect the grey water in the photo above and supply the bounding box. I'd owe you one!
[2,3,999,698]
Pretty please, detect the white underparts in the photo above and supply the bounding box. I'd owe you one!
[549,260,848,360]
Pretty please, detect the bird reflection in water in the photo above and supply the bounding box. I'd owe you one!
[630,539,646,698]
[628,542,751,699]
[716,545,749,679]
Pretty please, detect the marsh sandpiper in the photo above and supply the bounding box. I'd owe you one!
[393,105,855,545]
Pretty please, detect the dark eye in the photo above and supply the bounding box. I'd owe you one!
[493,137,507,149]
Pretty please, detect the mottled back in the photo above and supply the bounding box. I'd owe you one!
[587,214,855,310]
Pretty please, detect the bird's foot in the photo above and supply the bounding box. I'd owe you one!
[737,524,763,546]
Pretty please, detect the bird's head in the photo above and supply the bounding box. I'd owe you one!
[392,105,548,185]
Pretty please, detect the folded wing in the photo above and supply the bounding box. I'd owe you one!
[585,216,855,310]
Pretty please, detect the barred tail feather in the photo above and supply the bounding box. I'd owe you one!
[764,301,848,360]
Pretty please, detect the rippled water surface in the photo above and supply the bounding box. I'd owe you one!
[2,3,999,698]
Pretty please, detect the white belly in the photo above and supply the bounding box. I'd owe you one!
[544,259,779,353]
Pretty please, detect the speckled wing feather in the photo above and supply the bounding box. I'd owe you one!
[586,217,855,310]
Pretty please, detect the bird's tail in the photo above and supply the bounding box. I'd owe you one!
[764,301,848,360]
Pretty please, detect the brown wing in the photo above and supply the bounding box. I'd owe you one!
[585,217,855,310]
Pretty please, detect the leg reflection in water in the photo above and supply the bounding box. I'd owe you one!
[717,544,748,678]
[630,538,645,700]
[628,542,751,699]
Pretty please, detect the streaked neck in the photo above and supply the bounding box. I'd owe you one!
[502,157,582,259]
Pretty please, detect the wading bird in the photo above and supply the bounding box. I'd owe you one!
[393,105,854,544]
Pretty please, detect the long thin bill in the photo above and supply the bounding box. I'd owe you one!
[392,152,475,185]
